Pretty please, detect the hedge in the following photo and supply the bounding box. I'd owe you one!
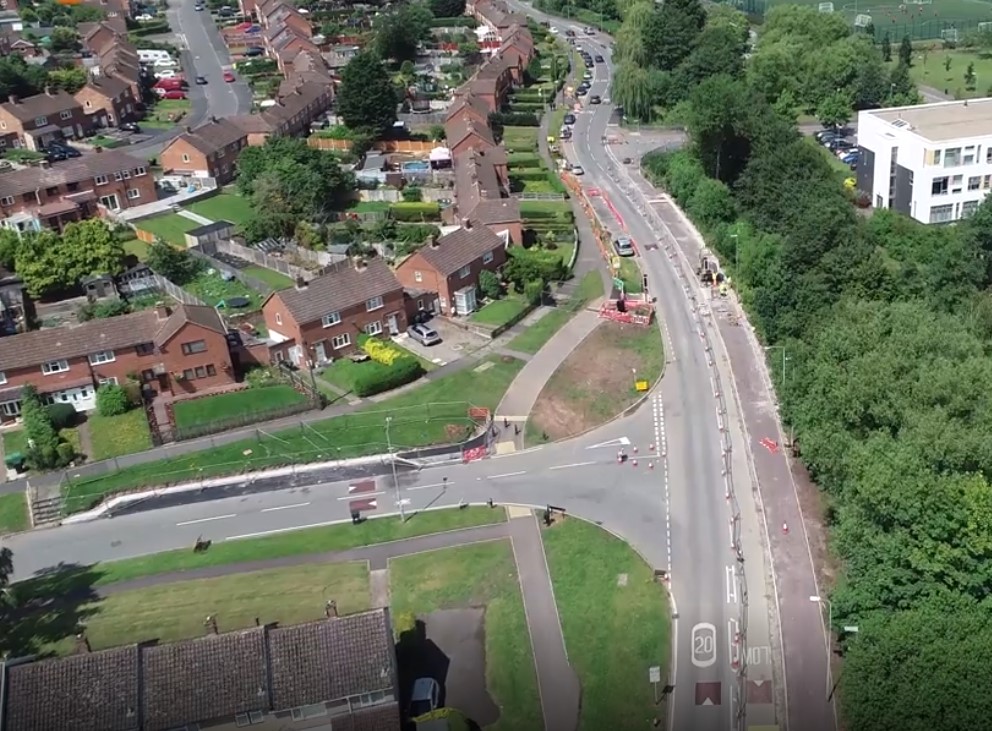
[430,16,477,27]
[353,336,424,397]
[491,112,540,128]
[129,22,170,37]
[510,169,553,181]
[519,209,574,221]
[390,202,441,222]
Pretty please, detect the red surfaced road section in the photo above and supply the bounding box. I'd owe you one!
[348,480,376,494]
[747,680,774,704]
[348,499,378,513]
[694,681,722,706]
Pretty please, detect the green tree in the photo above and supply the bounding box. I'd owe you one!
[881,32,891,62]
[146,239,204,284]
[429,0,465,17]
[374,4,433,63]
[675,23,747,88]
[46,66,87,93]
[14,221,123,297]
[20,386,71,470]
[966,61,976,89]
[898,34,912,66]
[337,52,399,134]
[0,56,48,100]
[815,90,852,129]
[888,60,918,104]
[642,0,704,71]
[96,384,131,416]
[49,26,79,53]
[613,62,656,121]
[478,269,501,300]
[0,228,20,270]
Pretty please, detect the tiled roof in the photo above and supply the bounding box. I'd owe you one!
[0,149,148,201]
[271,258,401,326]
[1,89,81,121]
[3,646,140,731]
[268,609,395,709]
[77,76,131,102]
[445,93,490,124]
[0,304,224,371]
[467,197,520,225]
[444,116,495,150]
[175,118,247,155]
[230,113,275,134]
[453,147,505,219]
[263,80,330,127]
[414,226,504,277]
[478,55,511,79]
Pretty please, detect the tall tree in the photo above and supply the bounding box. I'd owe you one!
[881,32,891,62]
[14,221,124,297]
[899,34,913,66]
[428,0,464,17]
[642,0,704,71]
[816,90,852,129]
[337,52,399,134]
[373,4,433,63]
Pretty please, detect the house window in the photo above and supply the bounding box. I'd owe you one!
[322,311,341,327]
[932,177,948,196]
[0,371,5,385]
[234,711,264,726]
[963,200,980,218]
[0,196,12,206]
[94,174,108,185]
[135,342,154,355]
[114,171,123,181]
[181,340,207,355]
[944,147,961,167]
[98,376,119,386]
[34,115,47,126]
[969,176,982,191]
[291,704,329,721]
[483,251,494,264]
[934,149,942,165]
[929,203,954,223]
[331,333,351,349]
[207,363,216,376]
[135,166,147,176]
[59,110,71,120]
[194,365,207,378]
[366,295,383,311]
[414,271,423,282]
[182,153,190,163]
[366,320,382,336]
[88,350,115,365]
[42,359,69,374]
[952,175,963,193]
[0,400,20,417]
[122,170,131,179]
[126,188,141,200]
[458,265,471,279]
[964,145,976,165]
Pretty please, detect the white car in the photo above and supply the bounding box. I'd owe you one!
[135,13,156,21]
[572,165,584,175]
[549,26,559,34]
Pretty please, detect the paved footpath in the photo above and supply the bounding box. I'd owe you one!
[97,510,580,731]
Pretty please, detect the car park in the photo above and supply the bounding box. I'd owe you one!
[589,95,601,104]
[614,236,635,257]
[408,323,442,346]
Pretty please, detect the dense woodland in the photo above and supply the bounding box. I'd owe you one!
[621,2,992,729]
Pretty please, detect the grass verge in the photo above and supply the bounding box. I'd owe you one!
[390,540,543,731]
[507,271,603,354]
[134,213,197,246]
[172,386,306,431]
[0,492,29,534]
[543,517,671,731]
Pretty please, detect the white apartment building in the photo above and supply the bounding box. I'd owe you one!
[857,98,992,224]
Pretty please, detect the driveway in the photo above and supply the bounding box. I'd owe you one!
[394,319,489,367]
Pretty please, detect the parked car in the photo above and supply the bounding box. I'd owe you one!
[595,54,604,62]
[576,87,588,97]
[582,70,592,80]
[120,122,141,133]
[223,70,236,82]
[408,678,440,719]
[194,2,204,8]
[135,12,156,21]
[195,75,208,85]
[550,26,559,34]
[155,77,186,90]
[589,95,602,104]
[578,81,590,92]
[408,323,442,346]
[45,148,67,162]
[563,113,576,125]
[162,90,188,99]
[244,46,264,57]
[841,151,860,165]
[50,143,81,158]
[614,236,635,257]
[572,165,585,175]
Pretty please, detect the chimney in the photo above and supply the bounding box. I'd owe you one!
[74,633,91,654]
[429,231,441,248]
[7,94,17,105]
[184,125,192,134]
[204,615,219,635]
[155,303,171,320]
[294,275,307,290]
[325,600,338,618]
[44,85,53,97]
[464,219,473,230]
[353,257,367,272]
[210,115,218,124]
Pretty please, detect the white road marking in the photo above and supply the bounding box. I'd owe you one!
[225,520,339,541]
[691,622,717,668]
[726,565,738,604]
[728,618,741,669]
[337,491,384,501]
[485,471,526,479]
[407,482,455,491]
[260,502,310,513]
[586,436,631,449]
[548,461,596,470]
[176,513,236,526]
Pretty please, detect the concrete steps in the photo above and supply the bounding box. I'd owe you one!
[30,495,62,526]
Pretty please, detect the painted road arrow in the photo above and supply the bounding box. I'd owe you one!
[348,480,376,494]
[586,437,631,449]
[348,499,377,512]
[694,681,721,706]
[747,679,774,704]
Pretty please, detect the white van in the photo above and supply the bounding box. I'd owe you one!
[138,49,171,63]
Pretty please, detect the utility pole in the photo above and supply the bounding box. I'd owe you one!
[385,416,405,521]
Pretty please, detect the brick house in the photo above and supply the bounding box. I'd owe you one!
[395,225,507,316]
[0,609,401,731]
[0,89,89,151]
[445,116,496,157]
[0,304,234,424]
[74,76,139,127]
[445,92,491,127]
[0,149,156,231]
[0,31,39,57]
[262,258,407,366]
[159,118,249,184]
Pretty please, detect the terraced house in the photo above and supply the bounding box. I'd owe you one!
[0,304,234,424]
[0,608,401,731]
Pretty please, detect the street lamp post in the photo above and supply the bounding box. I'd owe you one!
[385,417,405,521]
[731,232,740,274]
[810,595,833,701]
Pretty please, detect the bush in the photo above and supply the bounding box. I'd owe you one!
[361,336,406,365]
[57,442,76,464]
[47,402,77,430]
[490,111,540,128]
[21,387,69,470]
[245,366,280,389]
[479,270,502,300]
[351,355,424,397]
[389,202,441,222]
[78,298,130,322]
[524,278,545,304]
[96,384,132,417]
[402,186,422,202]
[393,610,418,637]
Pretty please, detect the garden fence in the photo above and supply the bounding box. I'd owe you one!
[118,273,206,306]
[185,247,274,295]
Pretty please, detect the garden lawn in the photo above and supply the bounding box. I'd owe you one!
[470,296,531,327]
[618,257,643,294]
[143,98,191,130]
[520,200,572,217]
[184,193,254,225]
[135,213,198,247]
[64,356,525,511]
[508,271,604,354]
[121,238,151,261]
[242,265,293,290]
[390,540,543,731]
[185,270,264,310]
[87,410,153,461]
[503,126,539,153]
[0,493,28,534]
[543,518,671,731]
[49,563,371,655]
[348,200,391,213]
[2,428,27,457]
[172,385,306,431]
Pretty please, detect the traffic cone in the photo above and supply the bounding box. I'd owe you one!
[648,461,654,469]
[633,446,638,454]
[649,443,655,451]
[632,459,638,467]
[782,522,789,535]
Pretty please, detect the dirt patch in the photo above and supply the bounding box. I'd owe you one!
[528,321,664,444]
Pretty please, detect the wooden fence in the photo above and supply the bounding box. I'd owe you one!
[309,137,437,154]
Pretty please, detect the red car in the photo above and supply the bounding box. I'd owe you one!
[162,90,187,100]
[223,70,235,82]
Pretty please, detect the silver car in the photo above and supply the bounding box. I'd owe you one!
[408,323,441,346]
[614,236,635,257]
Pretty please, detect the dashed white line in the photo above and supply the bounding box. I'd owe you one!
[484,471,527,479]
[407,482,456,491]
[548,461,596,470]
[260,502,310,513]
[654,395,672,579]
[176,513,236,526]
[336,491,384,501]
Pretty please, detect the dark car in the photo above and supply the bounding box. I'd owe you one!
[563,113,576,125]
[244,46,264,57]
[595,54,604,62]
[578,81,590,91]
[195,75,208,84]
[589,95,601,104]
[49,143,80,158]
[45,148,67,162]
[120,122,141,133]
[576,87,588,97]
